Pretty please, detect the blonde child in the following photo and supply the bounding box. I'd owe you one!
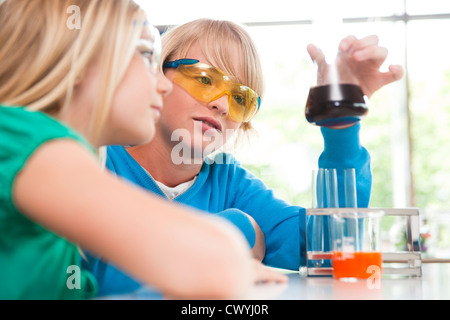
[0,1,285,300]
[84,18,404,295]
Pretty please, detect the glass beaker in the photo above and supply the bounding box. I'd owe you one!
[306,168,359,276]
[331,210,384,281]
[308,169,337,270]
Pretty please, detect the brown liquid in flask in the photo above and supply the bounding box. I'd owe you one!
[305,84,369,128]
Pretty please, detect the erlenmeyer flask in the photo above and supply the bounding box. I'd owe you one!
[305,37,369,128]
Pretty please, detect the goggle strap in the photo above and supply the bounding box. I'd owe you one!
[163,59,199,69]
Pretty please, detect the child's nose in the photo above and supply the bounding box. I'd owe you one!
[207,94,229,117]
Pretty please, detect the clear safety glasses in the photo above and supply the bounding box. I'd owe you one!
[136,26,162,75]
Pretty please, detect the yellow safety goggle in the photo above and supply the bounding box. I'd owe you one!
[163,59,261,123]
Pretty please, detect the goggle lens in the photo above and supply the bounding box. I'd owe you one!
[169,62,260,123]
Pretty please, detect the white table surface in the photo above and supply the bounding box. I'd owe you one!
[103,262,449,300]
[244,262,449,300]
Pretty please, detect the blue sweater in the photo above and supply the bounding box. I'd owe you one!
[82,123,371,296]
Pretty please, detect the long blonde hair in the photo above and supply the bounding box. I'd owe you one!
[161,19,264,132]
[0,0,146,143]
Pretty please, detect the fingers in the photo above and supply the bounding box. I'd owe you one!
[382,64,405,83]
[389,65,404,80]
[311,35,385,63]
[307,43,325,64]
[339,35,387,63]
[339,34,379,53]
[369,64,405,91]
[353,45,388,62]
[252,260,288,284]
[345,34,380,51]
[339,35,358,52]
[255,268,289,284]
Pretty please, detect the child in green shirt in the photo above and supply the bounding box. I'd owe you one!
[0,0,285,300]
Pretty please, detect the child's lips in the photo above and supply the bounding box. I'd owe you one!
[193,117,222,132]
[151,105,162,119]
[151,105,162,112]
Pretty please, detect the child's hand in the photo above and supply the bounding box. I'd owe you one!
[307,35,404,99]
[338,35,404,98]
[252,259,289,284]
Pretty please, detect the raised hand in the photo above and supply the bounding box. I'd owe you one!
[308,35,404,98]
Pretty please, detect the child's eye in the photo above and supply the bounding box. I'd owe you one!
[233,95,245,106]
[140,49,154,62]
[135,39,161,74]
[197,76,212,85]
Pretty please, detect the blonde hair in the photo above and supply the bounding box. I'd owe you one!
[161,19,264,132]
[0,0,146,143]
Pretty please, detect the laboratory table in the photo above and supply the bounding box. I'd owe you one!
[245,262,449,300]
[107,262,449,300]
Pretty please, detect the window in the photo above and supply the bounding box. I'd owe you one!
[136,0,450,257]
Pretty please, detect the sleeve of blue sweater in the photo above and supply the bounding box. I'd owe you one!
[227,123,371,270]
[319,123,372,208]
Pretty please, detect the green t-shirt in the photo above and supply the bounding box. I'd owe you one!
[0,105,98,299]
